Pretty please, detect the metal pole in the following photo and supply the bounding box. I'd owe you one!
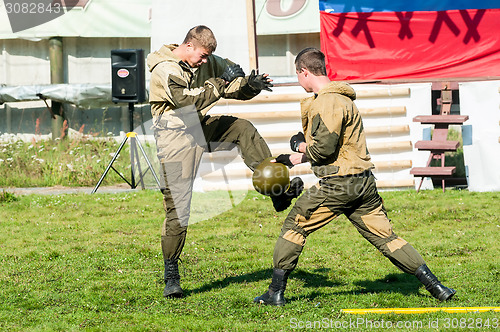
[128,102,136,188]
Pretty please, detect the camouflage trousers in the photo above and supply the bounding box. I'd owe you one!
[273,172,426,274]
[155,115,271,261]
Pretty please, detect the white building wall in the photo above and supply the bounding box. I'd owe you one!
[0,37,150,86]
[258,33,320,77]
[459,80,500,192]
[1,39,51,85]
[65,37,150,84]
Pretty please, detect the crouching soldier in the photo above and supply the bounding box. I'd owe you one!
[254,48,456,306]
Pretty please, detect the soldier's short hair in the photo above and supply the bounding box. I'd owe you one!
[295,48,327,76]
[183,25,217,53]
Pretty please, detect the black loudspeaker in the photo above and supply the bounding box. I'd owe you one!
[111,49,146,103]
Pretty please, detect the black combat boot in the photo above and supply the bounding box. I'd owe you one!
[271,177,304,212]
[163,259,183,298]
[415,264,456,301]
[254,268,291,306]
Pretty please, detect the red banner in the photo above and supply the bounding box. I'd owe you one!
[320,9,500,80]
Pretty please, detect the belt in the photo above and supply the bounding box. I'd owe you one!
[320,170,373,182]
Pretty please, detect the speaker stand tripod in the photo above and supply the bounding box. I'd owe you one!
[91,103,161,194]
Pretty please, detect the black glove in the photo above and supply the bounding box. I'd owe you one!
[247,69,273,92]
[290,132,305,152]
[275,154,293,168]
[221,64,245,84]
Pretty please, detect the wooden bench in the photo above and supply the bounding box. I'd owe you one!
[414,140,460,152]
[413,115,469,125]
[410,167,456,177]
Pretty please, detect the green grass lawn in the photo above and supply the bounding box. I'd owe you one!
[0,189,498,331]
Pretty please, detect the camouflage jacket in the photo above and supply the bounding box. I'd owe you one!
[301,81,374,178]
[147,44,259,129]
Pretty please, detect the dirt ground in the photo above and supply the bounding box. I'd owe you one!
[1,183,144,196]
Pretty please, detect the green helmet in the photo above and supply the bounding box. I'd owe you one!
[252,157,290,196]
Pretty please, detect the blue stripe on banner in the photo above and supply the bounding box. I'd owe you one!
[319,0,500,13]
